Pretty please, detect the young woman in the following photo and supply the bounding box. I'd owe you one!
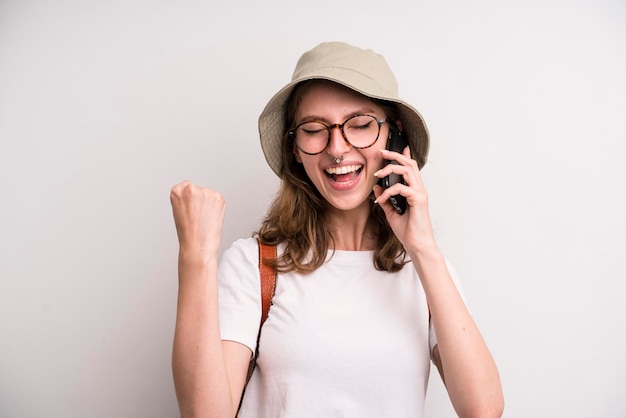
[170,42,504,418]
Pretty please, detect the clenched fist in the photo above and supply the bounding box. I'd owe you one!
[170,181,226,263]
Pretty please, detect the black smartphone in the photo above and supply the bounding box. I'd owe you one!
[378,127,408,214]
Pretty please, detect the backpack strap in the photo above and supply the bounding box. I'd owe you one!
[244,239,277,385]
[258,239,277,326]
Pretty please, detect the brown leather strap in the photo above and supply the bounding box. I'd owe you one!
[258,240,277,326]
[243,240,277,390]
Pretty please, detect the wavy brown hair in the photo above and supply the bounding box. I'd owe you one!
[256,80,409,273]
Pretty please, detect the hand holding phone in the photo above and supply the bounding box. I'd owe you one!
[378,127,408,215]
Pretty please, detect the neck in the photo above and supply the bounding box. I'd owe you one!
[325,203,375,251]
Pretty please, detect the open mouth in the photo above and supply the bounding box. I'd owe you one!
[325,164,363,183]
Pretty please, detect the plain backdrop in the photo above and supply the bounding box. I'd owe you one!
[1,0,625,417]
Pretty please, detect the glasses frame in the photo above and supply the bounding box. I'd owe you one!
[288,114,387,155]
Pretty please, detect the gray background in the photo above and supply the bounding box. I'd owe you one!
[1,0,625,417]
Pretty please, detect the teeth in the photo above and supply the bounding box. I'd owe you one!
[325,165,362,175]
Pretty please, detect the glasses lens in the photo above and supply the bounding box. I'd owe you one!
[344,115,380,148]
[293,115,381,154]
[295,122,328,154]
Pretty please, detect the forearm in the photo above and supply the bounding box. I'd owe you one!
[172,255,236,418]
[410,246,504,418]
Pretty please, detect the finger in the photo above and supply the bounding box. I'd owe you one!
[389,150,423,188]
[380,148,413,164]
[372,185,399,217]
[171,180,194,194]
[374,162,414,186]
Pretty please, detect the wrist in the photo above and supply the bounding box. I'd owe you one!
[178,248,219,270]
[408,244,449,290]
[405,235,440,260]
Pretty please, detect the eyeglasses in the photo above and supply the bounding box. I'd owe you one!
[288,114,387,155]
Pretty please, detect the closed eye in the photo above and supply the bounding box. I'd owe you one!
[351,120,374,130]
[302,128,326,135]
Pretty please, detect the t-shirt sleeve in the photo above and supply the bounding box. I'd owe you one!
[217,238,262,354]
[429,259,468,358]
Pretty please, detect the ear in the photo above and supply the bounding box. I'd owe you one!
[395,120,404,133]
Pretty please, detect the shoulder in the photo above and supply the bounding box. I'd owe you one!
[225,237,259,252]
[218,237,260,279]
[221,237,259,262]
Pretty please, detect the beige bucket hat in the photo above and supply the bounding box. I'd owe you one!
[258,41,430,177]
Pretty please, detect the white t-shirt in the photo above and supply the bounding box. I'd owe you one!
[218,237,464,418]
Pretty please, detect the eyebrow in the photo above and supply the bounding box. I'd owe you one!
[296,107,381,124]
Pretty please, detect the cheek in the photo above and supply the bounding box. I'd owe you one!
[297,155,319,178]
[369,133,388,165]
[364,148,385,170]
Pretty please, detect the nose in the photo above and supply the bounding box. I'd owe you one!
[326,125,351,158]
